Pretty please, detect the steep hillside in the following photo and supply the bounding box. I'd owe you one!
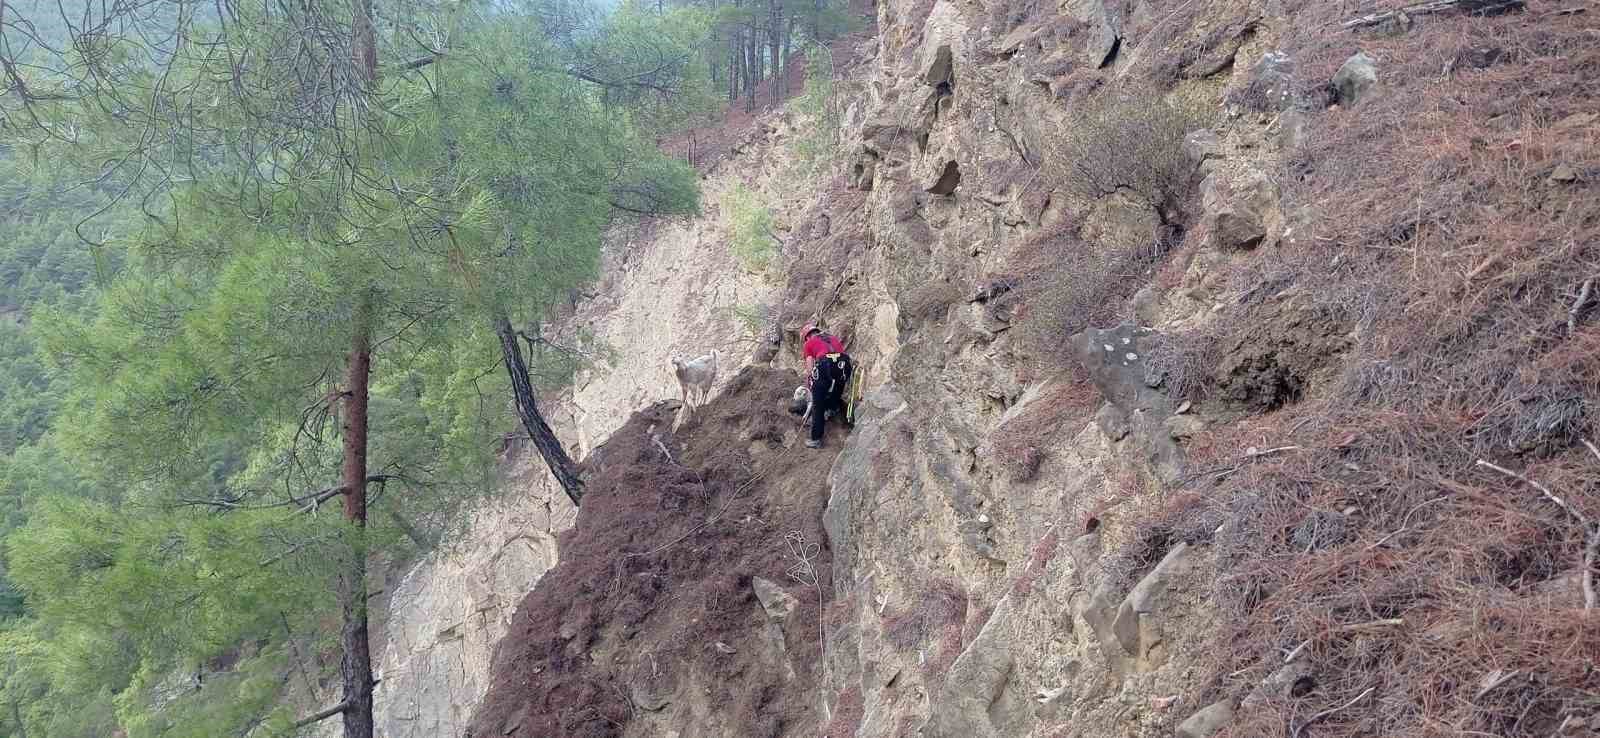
[471,368,834,738]
[330,61,828,736]
[465,0,1600,736]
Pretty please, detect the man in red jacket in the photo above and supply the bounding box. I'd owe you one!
[801,322,853,448]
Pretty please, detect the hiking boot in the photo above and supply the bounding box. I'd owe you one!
[805,439,822,449]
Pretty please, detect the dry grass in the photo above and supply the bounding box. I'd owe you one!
[1012,227,1173,368]
[1009,527,1063,599]
[881,579,968,652]
[989,368,1102,481]
[1099,490,1225,596]
[823,685,865,738]
[898,281,966,326]
[922,620,966,682]
[1148,6,1600,734]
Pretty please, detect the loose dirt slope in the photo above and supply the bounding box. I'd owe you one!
[467,367,836,738]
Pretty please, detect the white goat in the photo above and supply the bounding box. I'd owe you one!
[671,349,720,417]
[789,385,811,421]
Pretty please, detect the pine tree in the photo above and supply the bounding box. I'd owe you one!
[1,0,703,733]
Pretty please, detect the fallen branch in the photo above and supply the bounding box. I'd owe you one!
[1478,452,1599,610]
[1474,668,1520,701]
[1341,0,1525,29]
[1335,618,1405,632]
[1292,686,1375,738]
[1569,277,1595,335]
[1583,525,1597,611]
[1464,251,1501,280]
[1368,496,1449,550]
[1245,445,1301,458]
[1475,459,1584,524]
[651,432,676,465]
[1282,619,1404,665]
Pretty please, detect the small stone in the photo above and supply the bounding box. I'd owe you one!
[1550,163,1579,183]
[714,641,737,654]
[1175,400,1192,415]
[1125,352,1139,361]
[1177,700,1235,738]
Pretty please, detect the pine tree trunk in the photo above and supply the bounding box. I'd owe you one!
[709,29,722,89]
[729,31,741,101]
[769,0,783,103]
[338,294,375,738]
[744,31,758,112]
[494,316,584,506]
[334,2,381,731]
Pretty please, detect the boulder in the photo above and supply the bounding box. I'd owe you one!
[1095,402,1131,442]
[924,44,955,87]
[927,160,962,195]
[1071,322,1186,481]
[922,598,1027,737]
[1066,0,1120,68]
[1333,51,1378,107]
[1201,170,1282,252]
[1237,50,1299,112]
[918,2,967,87]
[1111,542,1193,658]
[753,577,799,621]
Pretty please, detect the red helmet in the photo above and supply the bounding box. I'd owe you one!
[802,322,821,338]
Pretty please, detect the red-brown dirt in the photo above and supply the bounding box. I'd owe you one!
[466,367,838,738]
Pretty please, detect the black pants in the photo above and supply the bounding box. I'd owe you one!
[810,355,851,442]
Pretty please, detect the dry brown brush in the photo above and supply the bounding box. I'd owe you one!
[1151,5,1600,735]
[1041,89,1208,217]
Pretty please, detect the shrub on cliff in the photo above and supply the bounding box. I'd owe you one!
[1043,90,1206,217]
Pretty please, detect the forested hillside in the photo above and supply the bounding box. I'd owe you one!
[0,0,854,733]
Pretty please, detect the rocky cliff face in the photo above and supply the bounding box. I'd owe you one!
[406,0,1600,734]
[805,0,1600,735]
